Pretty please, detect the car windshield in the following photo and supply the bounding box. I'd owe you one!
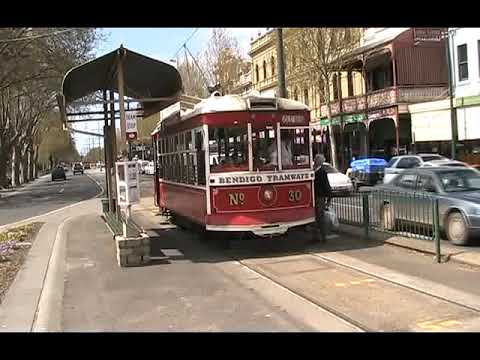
[323,164,339,174]
[386,157,398,168]
[420,155,445,162]
[438,169,480,192]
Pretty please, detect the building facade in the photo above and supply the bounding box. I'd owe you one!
[249,28,448,170]
[409,28,480,163]
[249,29,277,97]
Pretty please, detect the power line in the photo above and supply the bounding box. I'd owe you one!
[184,45,211,89]
[172,28,199,59]
[0,28,80,43]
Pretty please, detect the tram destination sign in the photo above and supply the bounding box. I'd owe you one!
[281,114,306,126]
[210,171,314,186]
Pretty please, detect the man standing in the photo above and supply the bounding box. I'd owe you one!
[312,154,332,243]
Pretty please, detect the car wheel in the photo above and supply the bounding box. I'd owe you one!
[446,212,469,245]
[381,203,395,231]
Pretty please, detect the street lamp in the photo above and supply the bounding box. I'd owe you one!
[444,28,458,159]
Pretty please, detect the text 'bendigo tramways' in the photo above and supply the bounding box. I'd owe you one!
[214,172,313,185]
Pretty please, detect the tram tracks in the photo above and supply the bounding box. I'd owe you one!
[222,241,480,332]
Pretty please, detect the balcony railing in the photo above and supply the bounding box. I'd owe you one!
[253,76,277,91]
[319,85,448,118]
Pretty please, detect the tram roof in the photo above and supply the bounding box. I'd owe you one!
[185,93,309,119]
[151,93,309,135]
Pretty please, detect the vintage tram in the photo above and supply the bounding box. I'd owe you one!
[151,92,315,237]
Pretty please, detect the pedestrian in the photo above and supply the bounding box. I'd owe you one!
[312,154,332,243]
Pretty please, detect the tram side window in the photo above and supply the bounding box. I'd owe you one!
[253,126,278,171]
[195,130,206,185]
[209,126,249,173]
[280,128,310,169]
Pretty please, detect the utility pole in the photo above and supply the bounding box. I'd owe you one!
[445,29,458,159]
[275,28,287,98]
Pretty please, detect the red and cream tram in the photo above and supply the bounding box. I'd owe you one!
[151,92,315,237]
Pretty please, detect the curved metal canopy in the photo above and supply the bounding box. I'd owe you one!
[61,46,182,107]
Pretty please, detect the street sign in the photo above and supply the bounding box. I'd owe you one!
[126,110,142,141]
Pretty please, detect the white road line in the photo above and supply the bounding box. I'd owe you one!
[0,174,104,233]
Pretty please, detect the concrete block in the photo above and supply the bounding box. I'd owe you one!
[117,254,128,267]
[127,254,142,265]
[118,248,134,256]
[132,247,147,256]
[117,238,143,249]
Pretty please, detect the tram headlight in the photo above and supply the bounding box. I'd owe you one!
[259,185,276,206]
[264,189,274,201]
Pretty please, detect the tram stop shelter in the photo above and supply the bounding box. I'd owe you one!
[57,46,182,217]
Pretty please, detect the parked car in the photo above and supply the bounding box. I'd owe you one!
[323,163,354,196]
[374,167,480,245]
[73,162,84,175]
[349,157,387,189]
[383,154,448,184]
[51,166,67,181]
[144,161,155,175]
[420,159,469,168]
[84,163,91,170]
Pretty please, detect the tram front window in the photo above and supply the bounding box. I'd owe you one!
[252,126,278,171]
[209,126,249,173]
[280,128,310,169]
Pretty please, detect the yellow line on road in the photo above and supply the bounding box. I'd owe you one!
[416,318,462,331]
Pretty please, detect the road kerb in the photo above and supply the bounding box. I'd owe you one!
[32,217,72,332]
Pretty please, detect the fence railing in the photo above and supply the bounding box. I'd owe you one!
[330,190,441,262]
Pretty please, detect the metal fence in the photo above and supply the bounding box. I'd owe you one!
[330,190,441,262]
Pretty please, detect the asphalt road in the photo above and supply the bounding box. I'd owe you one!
[0,170,102,227]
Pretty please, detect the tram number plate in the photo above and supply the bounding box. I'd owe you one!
[288,190,302,202]
[229,192,245,206]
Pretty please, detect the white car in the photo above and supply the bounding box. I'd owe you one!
[144,161,155,175]
[383,154,448,184]
[323,163,354,195]
[420,159,469,168]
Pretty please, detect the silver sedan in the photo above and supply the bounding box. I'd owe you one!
[373,167,480,245]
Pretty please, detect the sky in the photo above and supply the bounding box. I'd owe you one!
[74,27,266,155]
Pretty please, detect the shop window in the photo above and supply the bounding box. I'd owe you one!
[458,44,468,81]
[347,71,354,97]
[333,74,339,101]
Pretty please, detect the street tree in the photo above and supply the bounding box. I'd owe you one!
[201,28,247,95]
[0,28,104,187]
[284,28,361,169]
[176,53,209,98]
